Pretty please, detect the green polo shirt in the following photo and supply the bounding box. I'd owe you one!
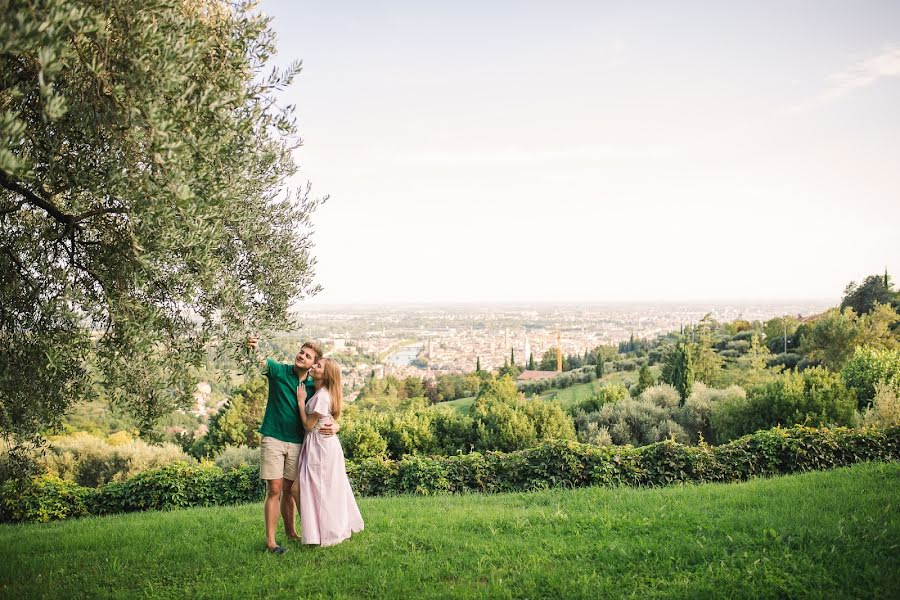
[258,359,316,444]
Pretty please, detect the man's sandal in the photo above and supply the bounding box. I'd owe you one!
[266,545,288,555]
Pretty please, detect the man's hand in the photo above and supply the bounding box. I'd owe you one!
[319,421,340,437]
[248,336,267,370]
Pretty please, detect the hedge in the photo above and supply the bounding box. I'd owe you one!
[2,425,898,523]
[0,463,265,524]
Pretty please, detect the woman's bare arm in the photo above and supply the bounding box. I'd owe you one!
[296,385,320,432]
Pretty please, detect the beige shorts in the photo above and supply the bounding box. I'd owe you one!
[259,436,302,481]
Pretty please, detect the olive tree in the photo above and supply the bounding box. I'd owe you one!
[1,0,323,467]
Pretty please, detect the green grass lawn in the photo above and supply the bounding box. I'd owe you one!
[540,380,603,408]
[537,370,644,409]
[431,396,475,414]
[431,369,646,414]
[2,462,897,599]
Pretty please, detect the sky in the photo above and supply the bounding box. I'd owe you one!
[258,0,900,305]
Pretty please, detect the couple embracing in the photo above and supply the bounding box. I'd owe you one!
[249,337,364,553]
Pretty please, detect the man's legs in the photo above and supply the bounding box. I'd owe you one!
[260,436,291,553]
[281,440,302,540]
[281,478,300,540]
[264,478,284,551]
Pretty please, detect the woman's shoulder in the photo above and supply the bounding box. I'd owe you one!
[310,387,332,414]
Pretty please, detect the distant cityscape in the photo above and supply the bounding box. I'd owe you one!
[291,301,833,397]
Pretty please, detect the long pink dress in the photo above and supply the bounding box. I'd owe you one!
[297,388,364,546]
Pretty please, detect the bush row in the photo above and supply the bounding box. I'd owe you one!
[2,425,897,524]
[0,463,265,524]
[347,425,899,496]
[517,367,597,395]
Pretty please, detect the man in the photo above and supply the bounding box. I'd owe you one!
[248,336,337,554]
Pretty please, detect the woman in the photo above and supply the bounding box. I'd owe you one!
[296,357,364,546]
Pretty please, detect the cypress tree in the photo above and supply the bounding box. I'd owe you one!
[636,364,655,394]
[668,342,694,405]
[510,347,515,366]
[476,356,481,373]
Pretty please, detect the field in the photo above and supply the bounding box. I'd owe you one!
[2,462,897,599]
[539,380,603,408]
[537,369,644,409]
[434,396,476,413]
[430,369,644,415]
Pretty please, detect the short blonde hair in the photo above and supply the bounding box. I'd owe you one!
[301,341,323,360]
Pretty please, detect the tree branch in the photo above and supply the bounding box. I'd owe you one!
[1,245,31,285]
[0,172,126,227]
[0,200,26,215]
[0,171,70,224]
[73,206,127,224]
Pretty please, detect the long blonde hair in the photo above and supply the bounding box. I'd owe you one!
[320,357,343,419]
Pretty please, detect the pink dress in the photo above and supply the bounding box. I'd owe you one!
[297,388,364,546]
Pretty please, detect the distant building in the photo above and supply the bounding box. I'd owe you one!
[192,381,212,417]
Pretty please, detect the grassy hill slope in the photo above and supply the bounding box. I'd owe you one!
[2,462,897,599]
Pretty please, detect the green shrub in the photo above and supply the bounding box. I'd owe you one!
[341,405,476,460]
[471,377,575,452]
[429,410,477,455]
[581,422,613,446]
[575,396,689,447]
[523,399,577,443]
[212,446,260,471]
[473,399,537,452]
[710,368,857,443]
[351,426,900,495]
[676,384,746,444]
[39,432,194,487]
[862,383,900,428]
[383,411,436,458]
[342,420,390,460]
[769,352,801,370]
[573,384,629,413]
[197,376,267,457]
[0,475,92,523]
[87,462,263,516]
[3,426,898,523]
[842,347,900,409]
[725,340,751,353]
[574,385,689,447]
[615,359,638,371]
[731,330,756,342]
[640,384,680,410]
[346,457,400,497]
[345,388,574,461]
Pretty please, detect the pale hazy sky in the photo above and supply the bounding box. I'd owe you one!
[260,0,900,304]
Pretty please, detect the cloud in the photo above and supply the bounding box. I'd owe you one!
[825,44,900,95]
[786,44,900,113]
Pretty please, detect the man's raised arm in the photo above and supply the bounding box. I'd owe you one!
[247,336,269,373]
